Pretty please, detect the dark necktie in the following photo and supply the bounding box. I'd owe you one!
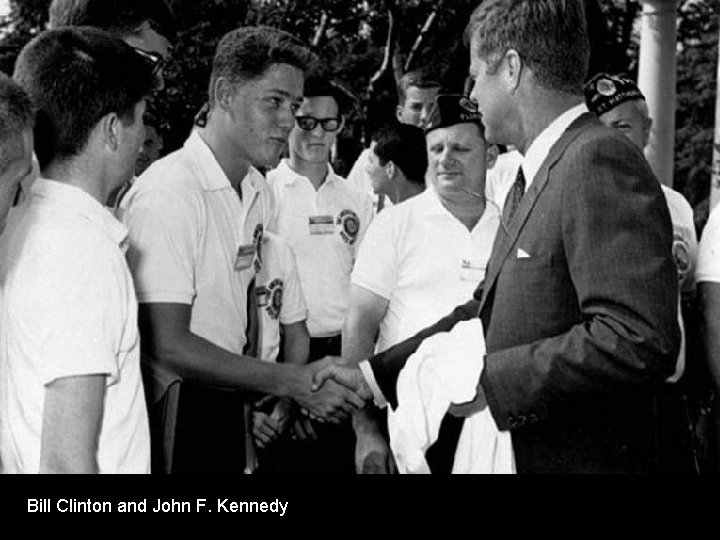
[502,166,526,226]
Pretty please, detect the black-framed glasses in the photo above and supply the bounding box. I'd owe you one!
[133,47,166,78]
[295,115,344,132]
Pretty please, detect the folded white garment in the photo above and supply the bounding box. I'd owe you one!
[388,319,515,474]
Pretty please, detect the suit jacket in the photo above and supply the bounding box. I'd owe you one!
[369,113,683,473]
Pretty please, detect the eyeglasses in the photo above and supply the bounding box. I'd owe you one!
[133,47,166,78]
[295,115,344,132]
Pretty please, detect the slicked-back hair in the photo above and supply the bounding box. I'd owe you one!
[48,0,176,40]
[464,0,589,95]
[208,26,316,108]
[372,123,428,186]
[13,27,156,169]
[0,73,35,175]
[397,69,441,105]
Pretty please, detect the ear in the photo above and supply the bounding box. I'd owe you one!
[101,112,122,152]
[504,49,523,92]
[214,76,236,113]
[395,105,405,123]
[385,160,396,180]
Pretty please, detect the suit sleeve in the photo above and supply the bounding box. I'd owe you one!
[369,292,482,408]
[480,134,681,430]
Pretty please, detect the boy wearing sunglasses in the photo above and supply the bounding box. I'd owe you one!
[267,76,374,473]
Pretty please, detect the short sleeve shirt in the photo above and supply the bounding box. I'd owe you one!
[267,160,374,337]
[661,185,698,383]
[352,188,501,353]
[0,179,150,474]
[120,130,276,355]
[697,201,720,284]
[254,232,308,363]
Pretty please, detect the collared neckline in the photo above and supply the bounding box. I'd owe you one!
[31,178,128,246]
[184,130,264,194]
[520,102,588,190]
[420,184,500,231]
[274,158,341,189]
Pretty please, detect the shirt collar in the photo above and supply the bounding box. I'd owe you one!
[421,184,500,230]
[520,102,588,189]
[31,178,128,246]
[275,158,341,188]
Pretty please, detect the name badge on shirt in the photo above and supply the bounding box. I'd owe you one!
[235,244,256,271]
[309,215,335,235]
[460,259,486,283]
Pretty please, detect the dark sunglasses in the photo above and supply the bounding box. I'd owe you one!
[133,47,166,78]
[295,115,344,132]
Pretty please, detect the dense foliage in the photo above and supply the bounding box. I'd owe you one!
[1,0,717,202]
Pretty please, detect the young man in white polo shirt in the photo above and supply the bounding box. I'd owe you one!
[267,75,374,473]
[0,74,34,230]
[364,123,427,205]
[0,27,155,474]
[343,94,500,473]
[346,70,441,211]
[120,28,363,474]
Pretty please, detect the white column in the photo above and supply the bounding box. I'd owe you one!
[711,25,720,211]
[637,0,679,187]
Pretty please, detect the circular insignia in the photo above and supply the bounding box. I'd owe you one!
[596,78,617,97]
[266,278,283,320]
[459,97,477,113]
[672,236,691,286]
[337,209,360,245]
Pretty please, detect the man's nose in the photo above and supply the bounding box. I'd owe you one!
[278,107,296,130]
[420,106,432,127]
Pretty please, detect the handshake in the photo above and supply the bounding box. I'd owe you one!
[289,356,373,423]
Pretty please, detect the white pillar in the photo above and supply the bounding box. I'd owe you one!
[637,0,679,187]
[711,24,720,211]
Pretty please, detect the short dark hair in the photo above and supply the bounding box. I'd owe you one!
[303,75,352,114]
[372,123,428,186]
[0,73,35,175]
[208,26,316,107]
[465,0,589,95]
[48,0,176,40]
[13,27,156,169]
[397,69,441,105]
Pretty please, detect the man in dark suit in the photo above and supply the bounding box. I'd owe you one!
[313,0,688,473]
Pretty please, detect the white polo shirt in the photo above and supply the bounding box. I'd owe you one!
[661,185,698,383]
[120,130,276,355]
[352,187,500,353]
[255,232,308,363]
[697,201,720,284]
[268,160,374,337]
[0,179,150,474]
[486,150,522,208]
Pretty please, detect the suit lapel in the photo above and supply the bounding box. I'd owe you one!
[478,113,597,313]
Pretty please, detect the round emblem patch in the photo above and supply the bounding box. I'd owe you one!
[266,278,283,320]
[596,78,617,97]
[672,234,691,287]
[337,209,360,245]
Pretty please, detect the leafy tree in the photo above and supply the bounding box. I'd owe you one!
[1,0,716,192]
